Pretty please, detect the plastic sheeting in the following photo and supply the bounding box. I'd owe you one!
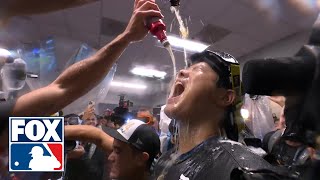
[241,94,274,140]
[159,105,172,153]
[23,37,58,90]
[13,40,116,114]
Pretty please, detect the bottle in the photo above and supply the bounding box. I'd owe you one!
[170,0,180,6]
[146,17,170,47]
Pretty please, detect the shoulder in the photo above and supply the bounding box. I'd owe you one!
[218,139,273,170]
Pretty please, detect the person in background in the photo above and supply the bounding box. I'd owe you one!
[63,113,85,160]
[152,116,160,135]
[65,119,160,180]
[106,117,115,129]
[97,115,107,127]
[101,109,115,129]
[269,96,286,130]
[166,120,177,151]
[136,109,154,125]
[66,105,105,180]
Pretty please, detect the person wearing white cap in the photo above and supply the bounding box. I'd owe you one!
[65,119,160,180]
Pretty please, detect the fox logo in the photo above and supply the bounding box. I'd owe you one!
[9,117,64,172]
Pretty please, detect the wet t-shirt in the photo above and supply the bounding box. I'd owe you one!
[153,136,274,180]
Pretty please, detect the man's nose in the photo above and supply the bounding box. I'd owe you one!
[177,69,189,79]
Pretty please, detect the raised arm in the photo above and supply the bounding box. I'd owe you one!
[65,125,114,153]
[12,0,163,116]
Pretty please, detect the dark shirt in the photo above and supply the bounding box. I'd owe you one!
[0,100,16,134]
[66,143,106,180]
[153,136,275,180]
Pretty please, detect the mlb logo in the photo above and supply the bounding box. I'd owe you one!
[9,117,64,172]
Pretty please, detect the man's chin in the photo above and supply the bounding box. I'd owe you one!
[164,104,183,120]
[164,104,174,119]
[109,172,118,179]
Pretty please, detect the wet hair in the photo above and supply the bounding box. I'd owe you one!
[189,50,239,90]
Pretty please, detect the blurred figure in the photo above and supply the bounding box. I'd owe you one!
[269,96,286,130]
[64,114,82,126]
[84,114,97,126]
[152,116,160,135]
[158,105,172,154]
[262,98,315,178]
[67,145,85,160]
[64,114,85,161]
[136,109,154,125]
[98,115,107,127]
[82,102,97,126]
[106,117,115,129]
[167,120,177,151]
[65,105,106,180]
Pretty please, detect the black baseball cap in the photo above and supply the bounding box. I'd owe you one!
[189,50,242,104]
[190,50,239,87]
[103,119,160,162]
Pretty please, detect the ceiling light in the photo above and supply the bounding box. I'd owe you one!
[167,35,209,52]
[111,81,147,89]
[0,48,11,56]
[130,67,167,79]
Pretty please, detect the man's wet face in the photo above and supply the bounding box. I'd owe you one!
[164,62,220,121]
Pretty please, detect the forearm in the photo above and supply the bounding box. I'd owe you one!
[12,0,162,116]
[5,0,98,17]
[64,125,113,153]
[54,33,130,103]
[13,33,130,116]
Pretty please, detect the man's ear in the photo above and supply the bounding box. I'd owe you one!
[221,89,235,107]
[136,152,149,166]
[142,152,149,162]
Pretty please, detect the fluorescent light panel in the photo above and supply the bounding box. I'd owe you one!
[167,36,209,52]
[111,81,147,89]
[0,48,11,56]
[130,67,166,79]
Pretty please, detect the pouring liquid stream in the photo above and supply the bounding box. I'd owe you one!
[165,44,177,77]
[171,6,189,68]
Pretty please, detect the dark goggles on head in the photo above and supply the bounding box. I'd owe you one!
[189,50,242,103]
